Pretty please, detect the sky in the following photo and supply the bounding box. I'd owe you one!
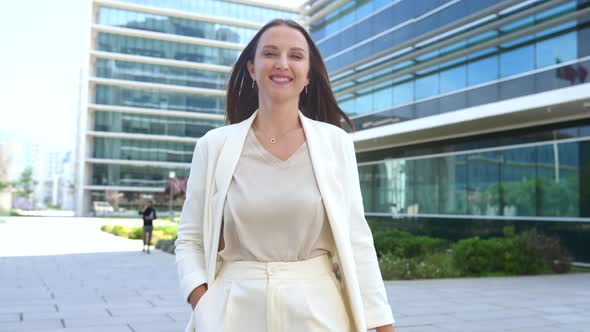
[0,0,90,148]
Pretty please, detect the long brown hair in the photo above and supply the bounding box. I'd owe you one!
[225,19,354,131]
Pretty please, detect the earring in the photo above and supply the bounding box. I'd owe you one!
[305,85,308,94]
[252,79,256,89]
[238,76,244,96]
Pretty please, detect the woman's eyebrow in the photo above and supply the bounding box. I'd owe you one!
[260,45,306,53]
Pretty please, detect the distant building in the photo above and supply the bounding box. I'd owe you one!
[78,0,299,216]
[304,0,590,262]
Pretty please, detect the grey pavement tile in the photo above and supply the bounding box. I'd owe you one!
[2,219,590,332]
[64,313,173,328]
[23,310,112,321]
[0,313,20,323]
[394,314,457,326]
[396,325,453,332]
[459,309,539,321]
[45,325,132,332]
[128,321,187,332]
[504,325,584,332]
[0,304,57,314]
[543,313,590,324]
[0,319,64,331]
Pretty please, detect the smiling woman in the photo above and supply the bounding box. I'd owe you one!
[175,19,395,332]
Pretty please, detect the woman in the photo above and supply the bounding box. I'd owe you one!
[175,19,395,332]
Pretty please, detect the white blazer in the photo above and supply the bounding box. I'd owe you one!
[175,110,394,331]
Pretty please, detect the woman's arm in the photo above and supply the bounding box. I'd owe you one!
[174,138,210,304]
[375,324,395,332]
[343,135,396,330]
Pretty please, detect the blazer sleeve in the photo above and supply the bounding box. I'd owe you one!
[344,135,395,329]
[174,138,209,303]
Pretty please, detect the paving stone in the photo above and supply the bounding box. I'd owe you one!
[1,217,589,332]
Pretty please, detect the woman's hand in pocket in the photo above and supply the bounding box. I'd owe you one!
[189,283,208,310]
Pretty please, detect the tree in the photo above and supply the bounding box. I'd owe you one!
[0,166,8,191]
[0,153,9,191]
[13,167,36,200]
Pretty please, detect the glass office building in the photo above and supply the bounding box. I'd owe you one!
[305,0,590,262]
[77,0,298,216]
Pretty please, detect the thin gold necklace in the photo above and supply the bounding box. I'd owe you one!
[253,124,301,144]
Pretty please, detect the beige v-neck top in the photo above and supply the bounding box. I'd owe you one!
[217,128,336,262]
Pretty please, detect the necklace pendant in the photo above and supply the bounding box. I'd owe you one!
[269,138,277,144]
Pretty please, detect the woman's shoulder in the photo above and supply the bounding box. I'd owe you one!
[307,118,353,149]
[307,117,349,138]
[197,122,242,147]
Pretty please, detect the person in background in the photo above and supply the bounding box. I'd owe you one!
[139,200,156,254]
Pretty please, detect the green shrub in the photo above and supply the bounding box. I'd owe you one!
[521,229,572,273]
[372,228,448,258]
[128,227,143,240]
[379,252,461,280]
[156,237,176,254]
[154,225,178,237]
[452,235,547,276]
[149,230,175,246]
[101,225,114,233]
[112,225,130,237]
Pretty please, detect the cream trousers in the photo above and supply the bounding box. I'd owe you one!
[185,254,353,332]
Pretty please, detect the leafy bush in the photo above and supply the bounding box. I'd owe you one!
[451,231,567,276]
[112,225,130,237]
[156,237,176,254]
[379,252,461,280]
[128,227,143,240]
[372,228,448,258]
[101,225,115,233]
[154,225,178,237]
[521,229,572,273]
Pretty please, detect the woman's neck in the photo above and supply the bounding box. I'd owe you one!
[255,98,301,134]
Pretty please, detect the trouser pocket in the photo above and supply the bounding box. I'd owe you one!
[193,280,234,332]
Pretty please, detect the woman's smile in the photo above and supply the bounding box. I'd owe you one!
[269,74,293,85]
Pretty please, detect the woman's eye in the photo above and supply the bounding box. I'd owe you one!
[264,52,276,57]
[291,54,303,59]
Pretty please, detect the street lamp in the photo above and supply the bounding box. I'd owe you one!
[169,171,175,222]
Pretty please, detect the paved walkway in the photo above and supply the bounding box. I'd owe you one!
[0,217,588,332]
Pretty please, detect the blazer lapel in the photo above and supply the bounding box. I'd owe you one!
[207,110,258,280]
[299,112,346,257]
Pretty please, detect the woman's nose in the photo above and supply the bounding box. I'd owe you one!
[274,55,289,70]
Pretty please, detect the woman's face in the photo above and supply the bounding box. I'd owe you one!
[248,25,310,103]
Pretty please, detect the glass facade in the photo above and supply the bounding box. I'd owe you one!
[95,85,225,114]
[93,137,195,163]
[98,7,258,43]
[91,164,189,187]
[97,33,240,66]
[307,0,590,261]
[93,111,222,137]
[120,0,298,23]
[83,0,296,216]
[96,59,229,90]
[333,3,585,119]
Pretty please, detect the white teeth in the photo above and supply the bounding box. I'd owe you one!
[271,77,290,82]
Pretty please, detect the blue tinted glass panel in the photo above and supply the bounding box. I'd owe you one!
[440,65,466,93]
[98,7,257,43]
[95,85,224,114]
[93,137,195,163]
[415,73,439,100]
[468,55,499,85]
[500,45,535,77]
[93,111,222,138]
[96,59,229,90]
[97,33,240,66]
